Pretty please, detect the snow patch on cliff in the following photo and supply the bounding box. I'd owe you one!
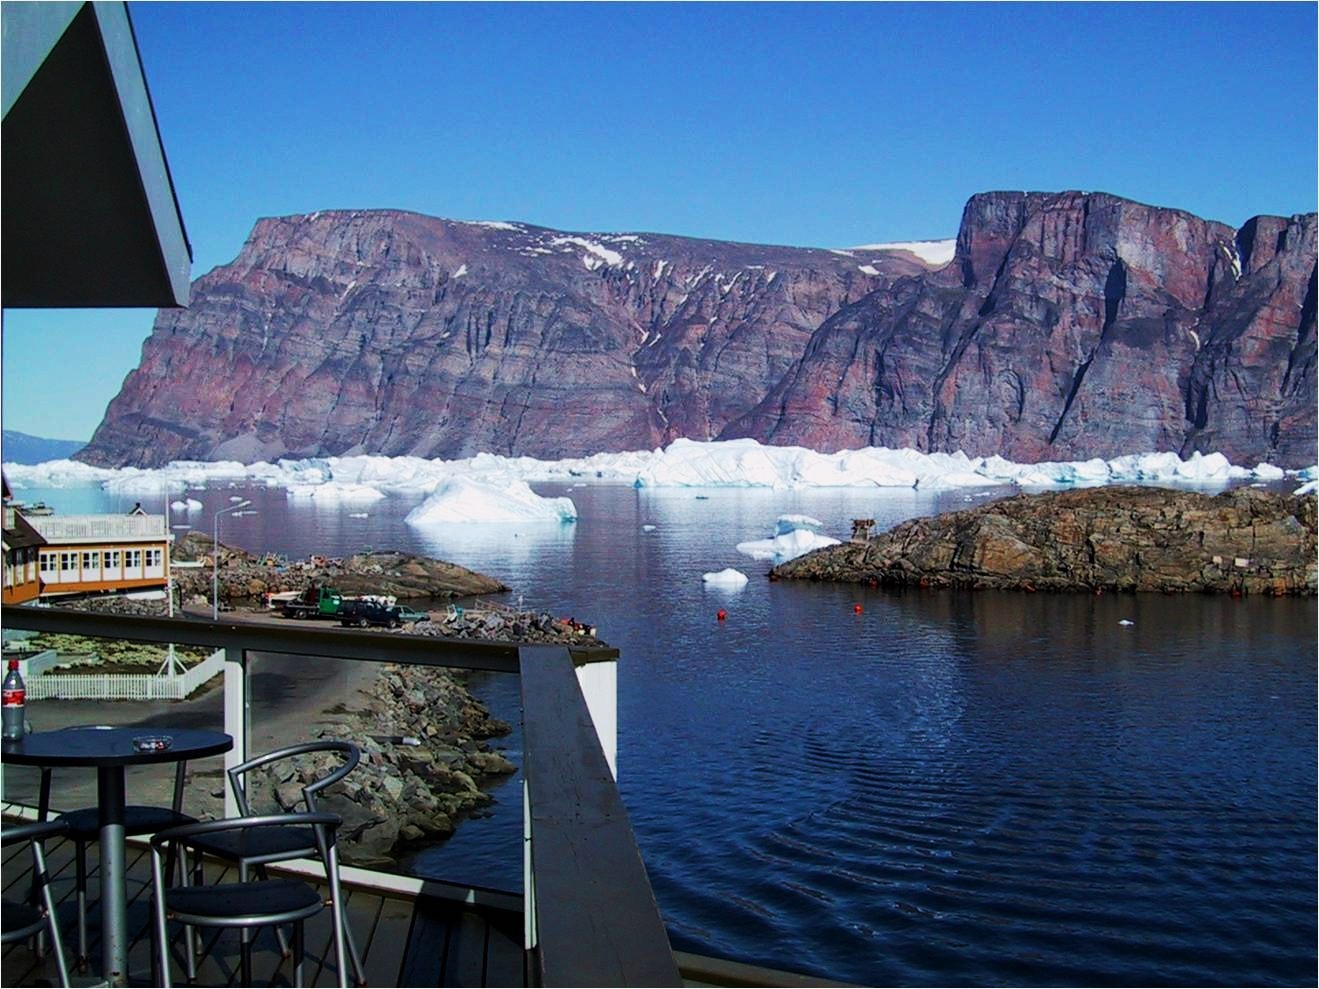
[549,236,624,267]
[851,239,957,266]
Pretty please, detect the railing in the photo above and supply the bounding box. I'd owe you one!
[0,606,680,987]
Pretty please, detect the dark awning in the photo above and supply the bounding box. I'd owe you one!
[2,1,191,308]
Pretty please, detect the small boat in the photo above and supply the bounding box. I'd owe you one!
[22,502,54,515]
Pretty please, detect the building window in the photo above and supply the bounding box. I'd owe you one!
[146,548,162,568]
[82,550,100,571]
[105,550,121,571]
[60,551,78,572]
[126,549,142,570]
[40,553,56,574]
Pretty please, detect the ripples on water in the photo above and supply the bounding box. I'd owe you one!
[22,481,1316,985]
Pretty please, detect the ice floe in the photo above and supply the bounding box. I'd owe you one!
[702,568,749,587]
[405,477,577,526]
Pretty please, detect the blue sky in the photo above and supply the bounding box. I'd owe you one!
[3,1,1316,442]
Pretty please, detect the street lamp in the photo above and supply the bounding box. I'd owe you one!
[213,500,251,620]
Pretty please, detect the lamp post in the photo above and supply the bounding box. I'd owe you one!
[213,500,251,620]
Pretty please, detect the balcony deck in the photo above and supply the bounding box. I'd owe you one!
[2,827,525,987]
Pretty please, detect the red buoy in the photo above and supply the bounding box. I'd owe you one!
[853,603,863,614]
[716,609,727,621]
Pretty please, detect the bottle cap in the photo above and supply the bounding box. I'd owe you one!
[6,659,17,670]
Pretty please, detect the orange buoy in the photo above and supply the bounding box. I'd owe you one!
[716,609,727,621]
[853,603,863,614]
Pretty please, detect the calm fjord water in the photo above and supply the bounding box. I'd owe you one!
[28,481,1317,985]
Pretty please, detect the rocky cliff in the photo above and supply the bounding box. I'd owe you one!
[79,191,1317,468]
[770,486,1318,596]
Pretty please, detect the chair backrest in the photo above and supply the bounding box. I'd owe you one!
[227,741,361,816]
[150,812,344,885]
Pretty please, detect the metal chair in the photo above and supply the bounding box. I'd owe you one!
[183,741,366,984]
[36,725,196,970]
[2,819,72,988]
[150,813,348,988]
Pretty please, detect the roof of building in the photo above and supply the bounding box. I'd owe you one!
[3,509,48,551]
[2,1,191,307]
[27,513,170,544]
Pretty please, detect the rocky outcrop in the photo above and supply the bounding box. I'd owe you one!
[171,531,505,602]
[79,192,1316,469]
[771,486,1318,596]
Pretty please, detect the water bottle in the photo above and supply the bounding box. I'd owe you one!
[2,659,26,740]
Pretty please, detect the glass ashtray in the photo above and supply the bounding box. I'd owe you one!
[132,735,173,753]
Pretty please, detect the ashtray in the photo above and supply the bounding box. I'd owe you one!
[132,735,173,753]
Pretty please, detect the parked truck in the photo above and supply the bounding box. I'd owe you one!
[278,584,343,620]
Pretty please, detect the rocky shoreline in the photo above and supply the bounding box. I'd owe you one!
[772,486,1318,596]
[171,531,505,604]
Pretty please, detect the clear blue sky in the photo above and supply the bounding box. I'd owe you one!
[3,1,1316,442]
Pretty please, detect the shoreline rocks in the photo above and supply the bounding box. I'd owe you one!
[249,662,517,866]
[172,531,506,603]
[771,486,1317,596]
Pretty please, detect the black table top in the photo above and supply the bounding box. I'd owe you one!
[1,726,232,767]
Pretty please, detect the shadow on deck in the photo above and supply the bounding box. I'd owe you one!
[2,829,523,987]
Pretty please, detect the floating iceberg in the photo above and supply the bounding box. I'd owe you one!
[737,515,840,564]
[170,498,203,513]
[1295,480,1318,496]
[5,439,1311,498]
[405,477,577,526]
[702,568,749,587]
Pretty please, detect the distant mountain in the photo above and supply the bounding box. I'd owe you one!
[78,191,1316,469]
[2,430,86,465]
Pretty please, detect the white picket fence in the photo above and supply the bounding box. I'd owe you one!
[28,649,225,701]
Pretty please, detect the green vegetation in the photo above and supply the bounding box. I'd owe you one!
[28,633,212,672]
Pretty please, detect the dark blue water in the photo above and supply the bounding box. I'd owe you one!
[15,480,1317,985]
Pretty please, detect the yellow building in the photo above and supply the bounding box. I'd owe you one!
[2,478,46,605]
[29,513,172,597]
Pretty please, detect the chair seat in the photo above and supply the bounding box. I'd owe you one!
[164,878,323,926]
[186,823,318,863]
[1,899,44,941]
[58,805,196,839]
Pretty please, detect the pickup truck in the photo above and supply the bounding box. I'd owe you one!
[279,585,343,620]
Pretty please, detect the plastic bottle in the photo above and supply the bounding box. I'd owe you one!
[2,659,25,740]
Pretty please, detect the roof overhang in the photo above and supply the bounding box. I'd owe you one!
[1,1,191,307]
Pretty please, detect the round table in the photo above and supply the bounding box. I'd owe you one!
[3,726,232,986]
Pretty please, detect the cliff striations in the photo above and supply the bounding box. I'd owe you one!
[79,191,1317,468]
[770,486,1318,596]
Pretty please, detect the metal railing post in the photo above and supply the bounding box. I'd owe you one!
[222,646,248,818]
[574,657,618,778]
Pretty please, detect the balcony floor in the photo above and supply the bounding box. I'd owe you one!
[1,825,525,987]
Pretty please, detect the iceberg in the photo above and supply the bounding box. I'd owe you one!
[737,515,840,564]
[1295,480,1318,496]
[406,477,577,526]
[702,568,749,587]
[169,498,203,513]
[5,438,1311,498]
